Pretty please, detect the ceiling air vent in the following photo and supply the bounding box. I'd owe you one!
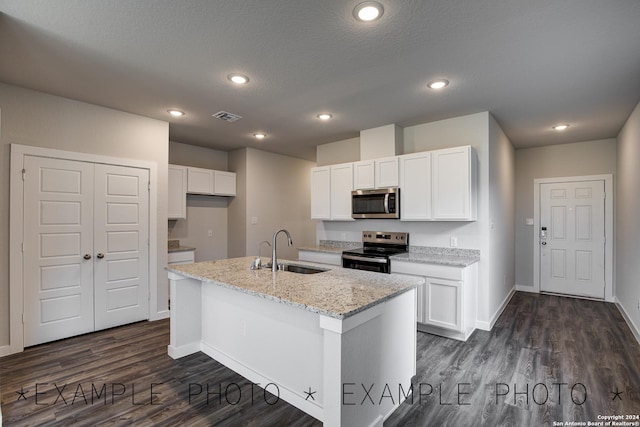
[212,111,243,122]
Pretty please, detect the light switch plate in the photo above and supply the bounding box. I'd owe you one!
[525,218,534,226]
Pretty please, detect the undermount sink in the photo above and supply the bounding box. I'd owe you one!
[278,263,328,274]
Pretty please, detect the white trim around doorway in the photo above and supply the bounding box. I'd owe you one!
[532,174,614,302]
[8,144,160,356]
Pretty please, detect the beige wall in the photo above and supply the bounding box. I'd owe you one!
[514,139,617,289]
[616,100,640,334]
[0,83,169,349]
[168,141,229,261]
[316,137,360,166]
[229,148,316,261]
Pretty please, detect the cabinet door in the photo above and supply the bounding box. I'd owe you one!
[375,157,399,188]
[187,167,214,194]
[168,165,187,219]
[353,160,375,190]
[425,277,462,331]
[214,171,236,196]
[330,164,354,220]
[311,167,331,220]
[432,146,475,220]
[399,152,431,220]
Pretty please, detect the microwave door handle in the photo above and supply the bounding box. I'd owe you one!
[384,193,390,214]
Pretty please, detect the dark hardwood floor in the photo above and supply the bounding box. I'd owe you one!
[1,293,639,426]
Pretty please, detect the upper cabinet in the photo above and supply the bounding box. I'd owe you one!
[168,165,236,219]
[311,145,476,222]
[399,151,432,221]
[353,157,399,190]
[185,166,236,197]
[431,146,476,221]
[168,165,187,220]
[311,163,354,221]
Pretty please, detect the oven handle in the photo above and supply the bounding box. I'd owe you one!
[384,193,390,214]
[342,254,388,264]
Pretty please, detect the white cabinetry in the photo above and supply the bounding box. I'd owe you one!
[185,166,236,196]
[214,171,236,196]
[310,164,354,221]
[399,151,431,221]
[392,260,478,341]
[168,250,195,265]
[298,250,342,266]
[399,146,476,221]
[168,165,187,220]
[431,146,476,220]
[353,157,399,190]
[187,167,214,194]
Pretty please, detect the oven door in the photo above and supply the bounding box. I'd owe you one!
[341,254,390,273]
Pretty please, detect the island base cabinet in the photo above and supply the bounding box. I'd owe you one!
[168,272,416,427]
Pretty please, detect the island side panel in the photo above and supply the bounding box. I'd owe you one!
[168,272,203,358]
[321,288,416,427]
[199,282,324,421]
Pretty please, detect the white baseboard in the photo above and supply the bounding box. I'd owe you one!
[0,344,12,358]
[476,286,516,331]
[615,299,640,346]
[167,342,201,359]
[150,310,171,321]
[515,284,538,293]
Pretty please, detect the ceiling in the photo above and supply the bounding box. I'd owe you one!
[1,1,639,161]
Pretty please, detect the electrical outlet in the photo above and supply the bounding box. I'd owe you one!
[208,229,213,237]
[450,236,458,247]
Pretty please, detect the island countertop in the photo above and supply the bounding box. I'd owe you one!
[167,256,422,319]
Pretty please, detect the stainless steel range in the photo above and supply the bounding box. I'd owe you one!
[341,231,409,274]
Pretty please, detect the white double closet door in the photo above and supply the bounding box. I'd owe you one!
[23,155,149,346]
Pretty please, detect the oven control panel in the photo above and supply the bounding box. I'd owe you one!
[362,231,408,244]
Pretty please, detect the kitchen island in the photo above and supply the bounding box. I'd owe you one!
[167,257,421,427]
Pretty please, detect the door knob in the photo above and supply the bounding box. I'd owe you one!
[83,254,92,260]
[97,253,105,259]
[541,241,547,246]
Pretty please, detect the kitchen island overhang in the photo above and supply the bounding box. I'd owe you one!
[167,257,422,427]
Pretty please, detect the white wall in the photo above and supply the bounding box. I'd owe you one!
[514,139,617,289]
[168,141,230,261]
[0,83,169,349]
[228,148,317,261]
[616,100,640,337]
[316,112,516,327]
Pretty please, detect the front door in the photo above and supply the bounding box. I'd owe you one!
[540,180,605,299]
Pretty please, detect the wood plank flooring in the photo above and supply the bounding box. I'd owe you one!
[1,292,639,426]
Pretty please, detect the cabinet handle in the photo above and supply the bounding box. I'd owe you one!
[97,253,105,259]
[83,254,92,260]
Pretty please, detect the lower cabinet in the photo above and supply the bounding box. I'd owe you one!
[297,250,342,266]
[168,250,195,265]
[392,260,478,341]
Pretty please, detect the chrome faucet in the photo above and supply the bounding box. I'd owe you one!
[271,229,293,272]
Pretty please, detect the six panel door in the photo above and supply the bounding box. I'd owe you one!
[540,181,605,299]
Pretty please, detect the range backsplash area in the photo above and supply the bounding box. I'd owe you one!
[315,218,483,253]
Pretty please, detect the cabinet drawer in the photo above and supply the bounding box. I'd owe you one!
[168,250,195,264]
[391,260,463,281]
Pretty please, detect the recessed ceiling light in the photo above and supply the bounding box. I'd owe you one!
[353,1,384,22]
[167,109,185,117]
[553,124,570,131]
[317,113,333,121]
[253,133,266,140]
[228,73,250,85]
[427,79,449,90]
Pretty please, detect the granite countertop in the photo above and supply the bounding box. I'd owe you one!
[167,256,422,319]
[297,245,348,254]
[298,240,362,254]
[168,245,196,253]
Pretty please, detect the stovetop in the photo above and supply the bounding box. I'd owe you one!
[342,231,409,259]
[342,246,407,257]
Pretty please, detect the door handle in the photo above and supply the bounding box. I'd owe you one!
[83,254,92,260]
[541,241,547,246]
[97,253,105,259]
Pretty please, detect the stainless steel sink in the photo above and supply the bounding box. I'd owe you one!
[277,263,328,274]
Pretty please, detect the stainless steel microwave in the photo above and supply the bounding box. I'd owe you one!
[351,188,400,219]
